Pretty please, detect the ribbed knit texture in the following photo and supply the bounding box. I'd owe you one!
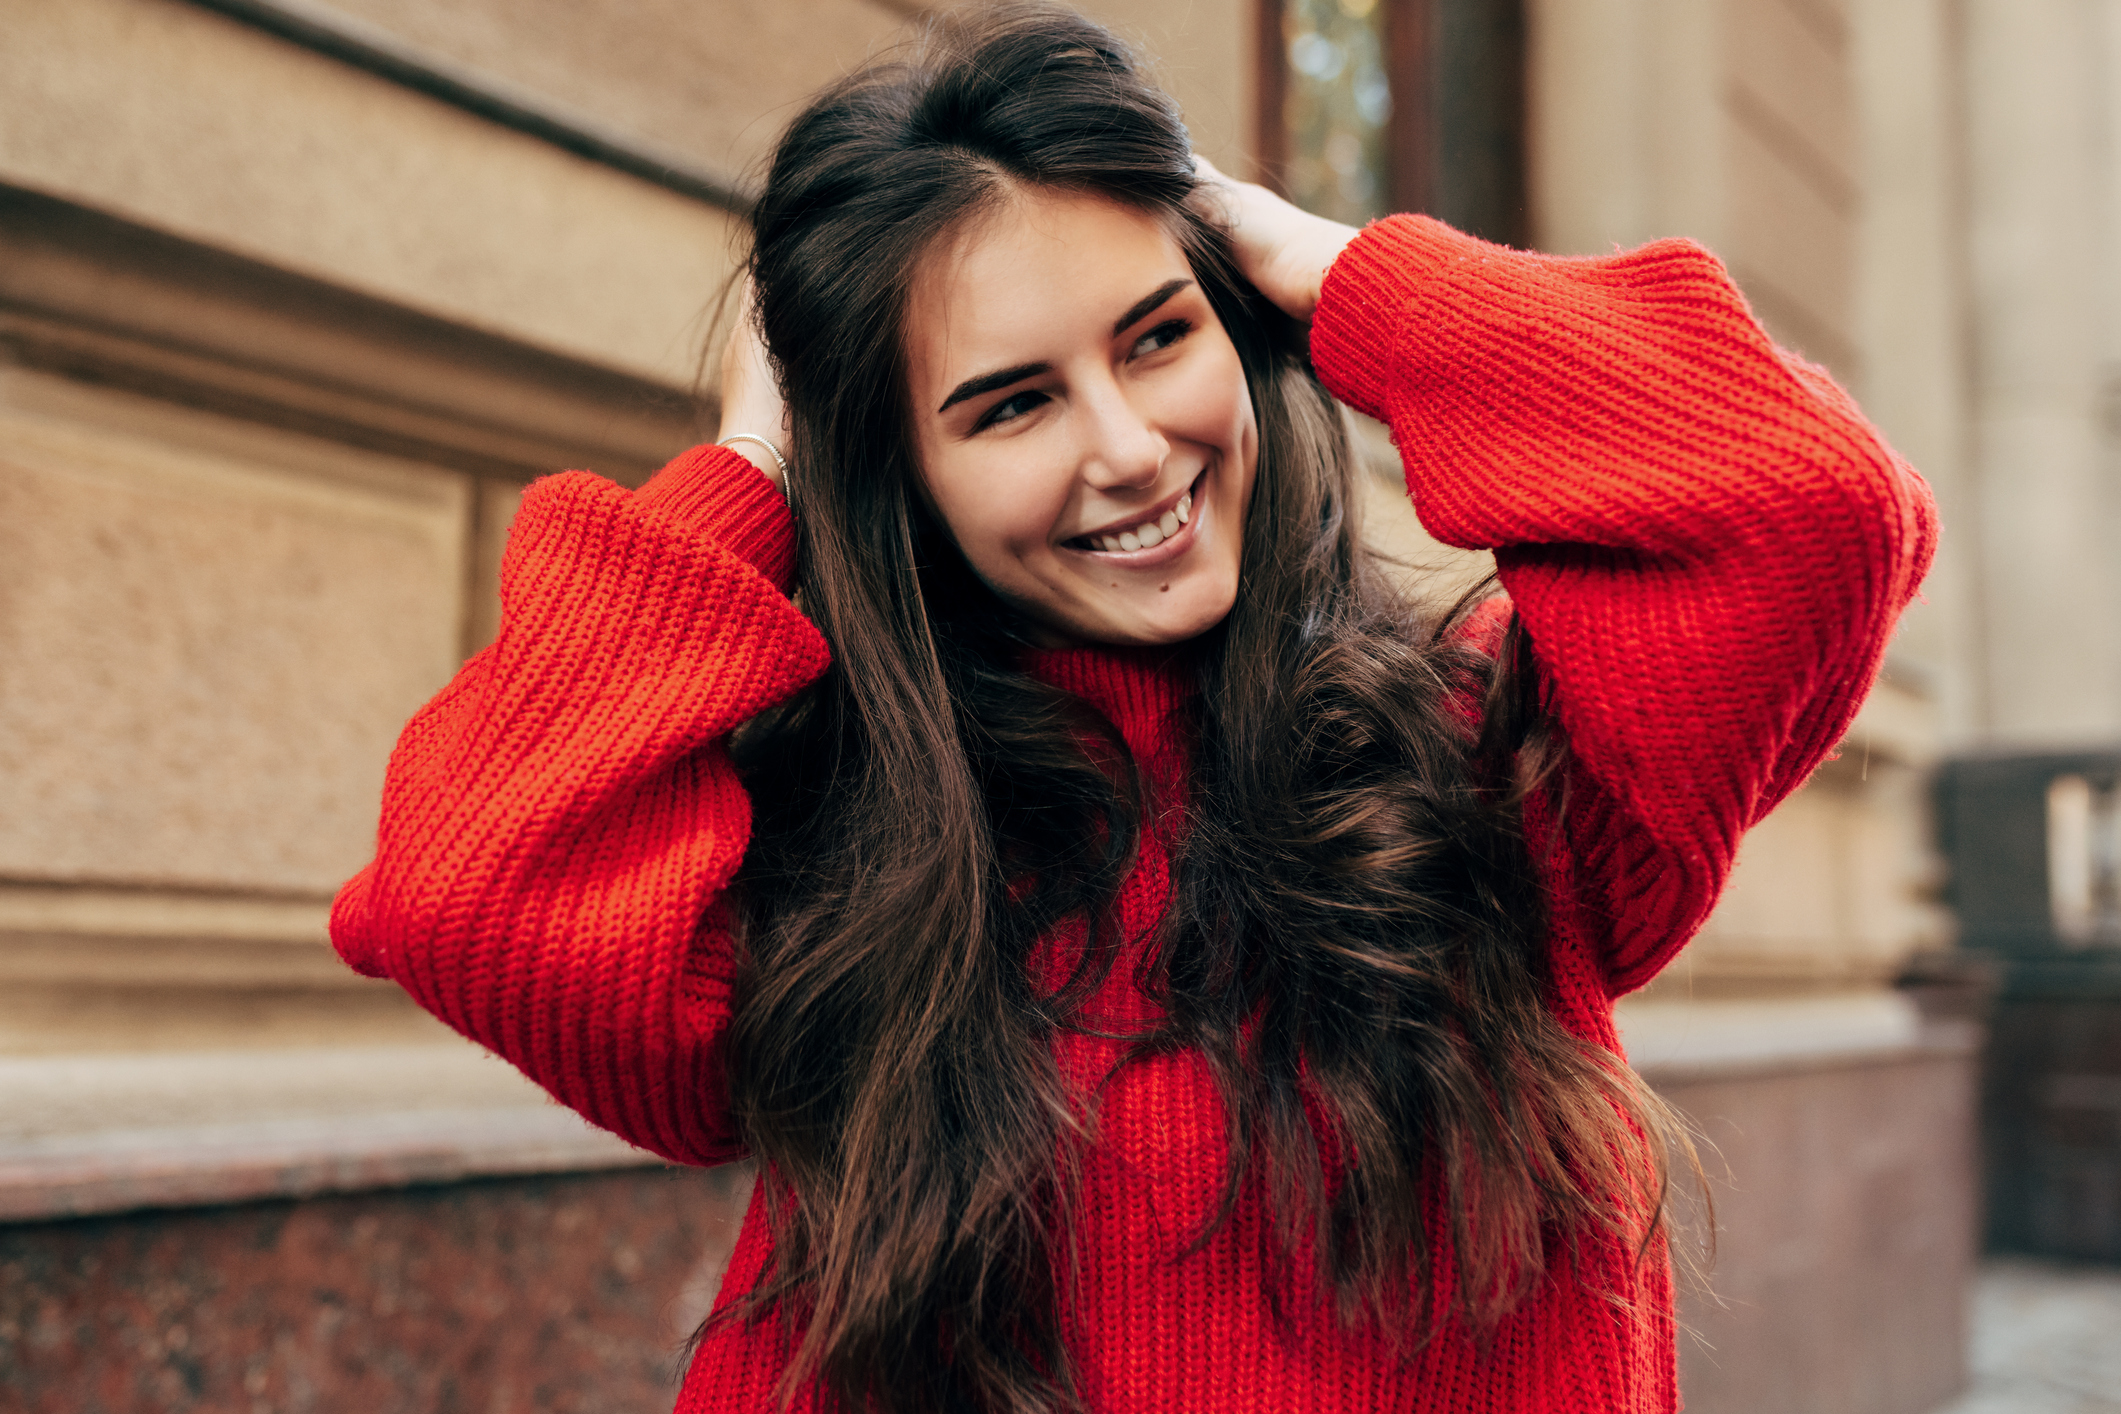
[331,215,1937,1412]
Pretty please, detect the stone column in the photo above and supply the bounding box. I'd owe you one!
[1961,0,2121,746]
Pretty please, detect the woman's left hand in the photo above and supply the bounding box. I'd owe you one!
[1190,155,1360,324]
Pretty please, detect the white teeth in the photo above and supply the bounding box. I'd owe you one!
[1086,492,1196,553]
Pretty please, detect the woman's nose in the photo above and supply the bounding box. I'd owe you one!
[1076,380,1168,491]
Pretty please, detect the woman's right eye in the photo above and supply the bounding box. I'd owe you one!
[977,390,1048,430]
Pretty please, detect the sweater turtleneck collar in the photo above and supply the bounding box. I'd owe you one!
[1022,641,1200,795]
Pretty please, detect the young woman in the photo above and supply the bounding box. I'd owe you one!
[330,7,1936,1412]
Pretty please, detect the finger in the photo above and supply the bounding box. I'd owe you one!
[1186,154,1239,228]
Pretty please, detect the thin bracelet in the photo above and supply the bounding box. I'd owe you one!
[719,433,793,512]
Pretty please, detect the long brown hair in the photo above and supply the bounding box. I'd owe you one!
[722,7,1685,1411]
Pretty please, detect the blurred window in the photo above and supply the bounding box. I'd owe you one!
[1280,0,1394,226]
[1257,0,1527,246]
[2048,773,2121,947]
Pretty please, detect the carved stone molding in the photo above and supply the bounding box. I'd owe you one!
[0,183,707,488]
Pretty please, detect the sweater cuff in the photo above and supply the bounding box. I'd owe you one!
[633,443,798,591]
[1309,214,1488,421]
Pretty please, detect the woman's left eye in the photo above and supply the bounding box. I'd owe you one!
[975,389,1050,431]
[1129,319,1192,359]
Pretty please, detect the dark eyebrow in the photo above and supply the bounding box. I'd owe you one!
[938,361,1050,415]
[933,280,1195,417]
[1112,278,1193,337]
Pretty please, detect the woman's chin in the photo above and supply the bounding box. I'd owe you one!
[1047,577,1237,648]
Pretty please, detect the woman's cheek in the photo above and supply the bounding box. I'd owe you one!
[997,489,1075,587]
[1178,348,1250,448]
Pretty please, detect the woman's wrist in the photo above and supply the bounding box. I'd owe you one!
[715,429,789,497]
[1274,222,1360,324]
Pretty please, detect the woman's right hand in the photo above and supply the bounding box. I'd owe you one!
[716,279,792,496]
[1190,155,1358,325]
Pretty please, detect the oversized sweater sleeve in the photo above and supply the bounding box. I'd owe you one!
[328,444,829,1165]
[1310,216,1937,996]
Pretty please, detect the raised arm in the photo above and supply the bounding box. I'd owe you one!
[329,446,826,1163]
[1308,215,1937,994]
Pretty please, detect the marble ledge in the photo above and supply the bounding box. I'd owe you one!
[0,996,1984,1225]
[0,1044,663,1224]
[1617,989,1981,1085]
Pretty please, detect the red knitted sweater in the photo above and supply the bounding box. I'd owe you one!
[331,216,1936,1412]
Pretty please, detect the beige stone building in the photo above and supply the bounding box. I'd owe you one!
[0,1,2053,1410]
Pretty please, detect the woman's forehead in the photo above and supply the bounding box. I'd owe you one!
[906,190,1193,390]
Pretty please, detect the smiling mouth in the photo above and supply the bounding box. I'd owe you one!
[1066,472,1203,555]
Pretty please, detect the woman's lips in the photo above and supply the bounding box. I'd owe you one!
[1064,472,1205,566]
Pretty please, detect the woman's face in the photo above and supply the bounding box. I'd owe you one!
[905,189,1258,647]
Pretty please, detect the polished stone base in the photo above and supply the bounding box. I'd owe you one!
[0,1164,750,1414]
[1626,998,1982,1414]
[2,998,1979,1414]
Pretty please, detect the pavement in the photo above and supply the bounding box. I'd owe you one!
[1933,1258,2121,1414]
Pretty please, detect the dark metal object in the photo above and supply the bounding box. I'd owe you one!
[1934,752,2121,1261]
[180,0,754,215]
